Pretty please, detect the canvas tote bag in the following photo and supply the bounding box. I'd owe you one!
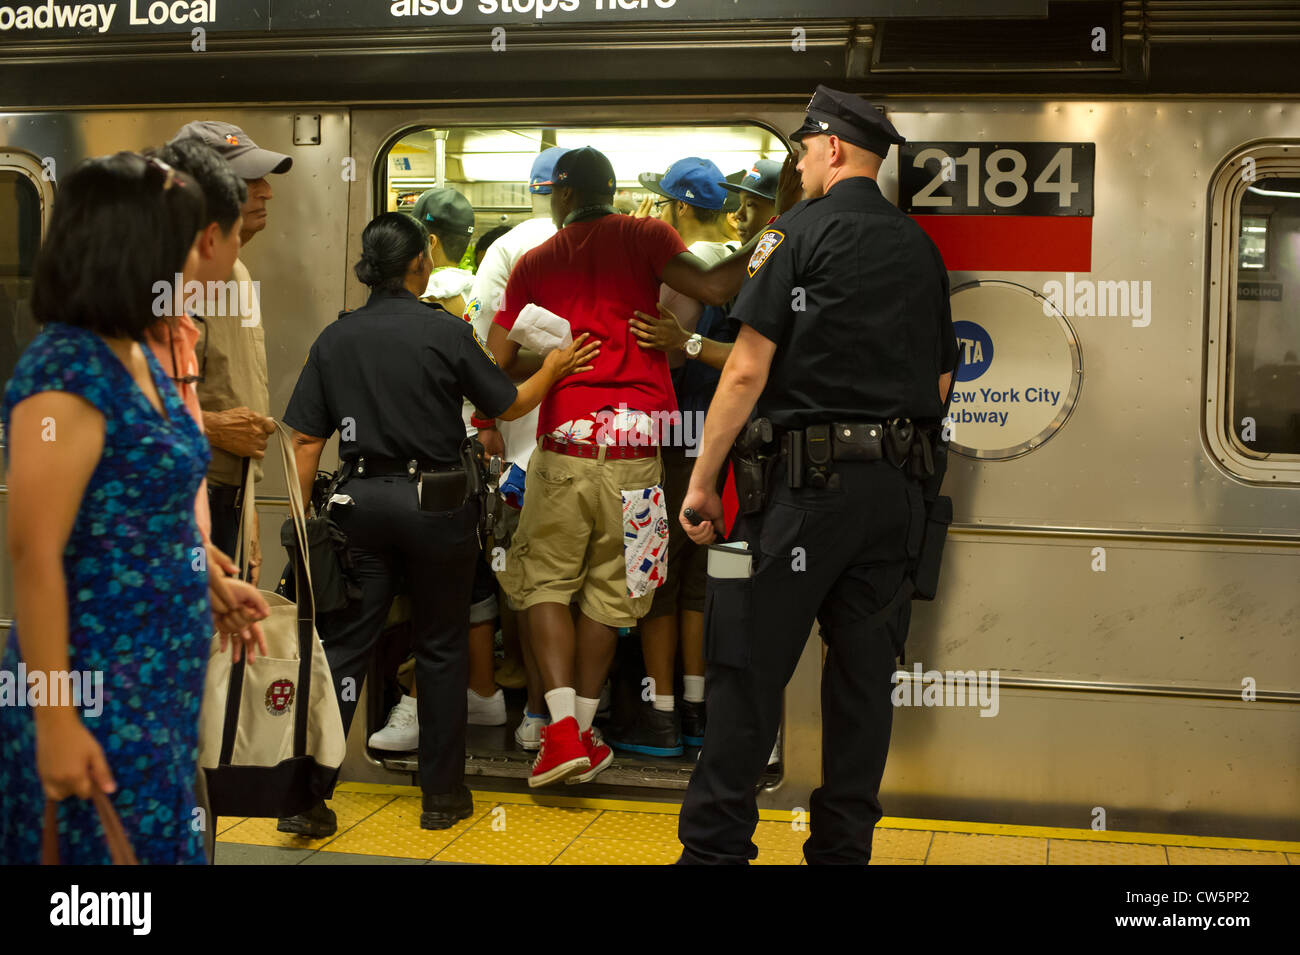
[197,423,345,818]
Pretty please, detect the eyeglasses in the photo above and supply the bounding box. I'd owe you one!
[652,199,672,210]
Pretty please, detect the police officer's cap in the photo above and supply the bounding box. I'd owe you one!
[789,86,904,158]
[413,187,475,237]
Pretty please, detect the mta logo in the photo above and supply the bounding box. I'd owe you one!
[953,320,993,383]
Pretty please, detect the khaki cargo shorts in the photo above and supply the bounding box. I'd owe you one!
[498,447,664,629]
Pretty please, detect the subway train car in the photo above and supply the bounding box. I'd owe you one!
[0,0,1297,849]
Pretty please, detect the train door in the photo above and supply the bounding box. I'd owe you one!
[338,105,822,810]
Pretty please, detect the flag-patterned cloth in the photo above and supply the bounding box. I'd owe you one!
[623,485,669,598]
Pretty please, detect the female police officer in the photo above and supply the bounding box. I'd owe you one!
[280,211,597,833]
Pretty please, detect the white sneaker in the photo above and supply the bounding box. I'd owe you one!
[467,687,507,726]
[368,695,418,751]
[514,711,550,751]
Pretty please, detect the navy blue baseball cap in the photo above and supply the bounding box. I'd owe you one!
[720,158,781,202]
[638,157,728,211]
[790,86,905,158]
[528,146,568,195]
[538,147,617,195]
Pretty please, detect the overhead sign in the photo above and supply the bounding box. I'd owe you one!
[0,0,1047,38]
[946,280,1082,461]
[902,141,1094,271]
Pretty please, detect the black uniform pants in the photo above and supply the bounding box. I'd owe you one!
[319,475,479,796]
[677,458,924,865]
[207,482,243,560]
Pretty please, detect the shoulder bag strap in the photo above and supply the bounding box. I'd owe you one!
[276,422,317,758]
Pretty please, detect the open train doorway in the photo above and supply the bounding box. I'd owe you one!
[353,122,790,795]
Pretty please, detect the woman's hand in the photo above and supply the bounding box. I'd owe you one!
[630,303,690,352]
[543,332,600,379]
[35,711,115,801]
[215,577,269,662]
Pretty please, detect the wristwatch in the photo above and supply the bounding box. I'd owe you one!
[684,333,704,358]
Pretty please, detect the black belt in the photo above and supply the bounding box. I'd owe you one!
[781,420,930,489]
[351,455,447,479]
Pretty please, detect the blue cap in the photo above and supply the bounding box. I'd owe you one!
[719,158,781,202]
[638,157,728,211]
[528,147,570,195]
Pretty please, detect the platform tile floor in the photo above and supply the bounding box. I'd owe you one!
[213,782,1300,866]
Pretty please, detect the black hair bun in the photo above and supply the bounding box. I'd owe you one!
[354,254,383,286]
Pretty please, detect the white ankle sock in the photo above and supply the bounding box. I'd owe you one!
[682,676,705,703]
[574,695,600,732]
[545,687,576,723]
[652,694,675,713]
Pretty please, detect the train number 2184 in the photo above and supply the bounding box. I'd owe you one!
[900,142,1095,217]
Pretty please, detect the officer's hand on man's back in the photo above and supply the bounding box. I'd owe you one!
[206,407,278,459]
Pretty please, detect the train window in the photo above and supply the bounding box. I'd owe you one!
[1207,148,1300,482]
[380,124,787,268]
[1229,178,1300,457]
[0,164,44,436]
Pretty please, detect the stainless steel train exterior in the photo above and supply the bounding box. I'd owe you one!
[2,9,1298,843]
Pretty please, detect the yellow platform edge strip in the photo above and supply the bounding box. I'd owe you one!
[332,781,1300,854]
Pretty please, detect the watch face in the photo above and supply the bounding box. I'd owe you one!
[686,335,702,356]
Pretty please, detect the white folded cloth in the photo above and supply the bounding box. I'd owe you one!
[507,303,573,355]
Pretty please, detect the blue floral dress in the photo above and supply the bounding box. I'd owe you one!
[0,322,211,865]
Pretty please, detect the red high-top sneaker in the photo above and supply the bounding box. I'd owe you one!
[528,716,590,787]
[568,726,614,785]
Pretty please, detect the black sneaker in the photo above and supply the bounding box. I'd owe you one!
[420,784,474,830]
[679,699,706,746]
[276,801,337,838]
[606,704,683,757]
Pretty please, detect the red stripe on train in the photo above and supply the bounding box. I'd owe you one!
[911,215,1092,272]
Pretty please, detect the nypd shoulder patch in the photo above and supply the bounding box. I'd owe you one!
[748,229,785,277]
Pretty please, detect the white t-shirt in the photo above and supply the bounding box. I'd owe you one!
[424,266,476,302]
[464,216,559,471]
[660,239,732,370]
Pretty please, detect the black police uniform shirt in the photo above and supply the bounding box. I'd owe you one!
[282,287,517,467]
[733,176,958,430]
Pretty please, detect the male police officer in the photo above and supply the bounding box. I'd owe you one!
[677,87,959,865]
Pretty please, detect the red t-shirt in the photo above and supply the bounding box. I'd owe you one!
[493,214,688,438]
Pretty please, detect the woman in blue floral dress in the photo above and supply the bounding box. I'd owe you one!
[0,153,266,865]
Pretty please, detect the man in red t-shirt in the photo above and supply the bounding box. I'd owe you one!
[485,147,758,787]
